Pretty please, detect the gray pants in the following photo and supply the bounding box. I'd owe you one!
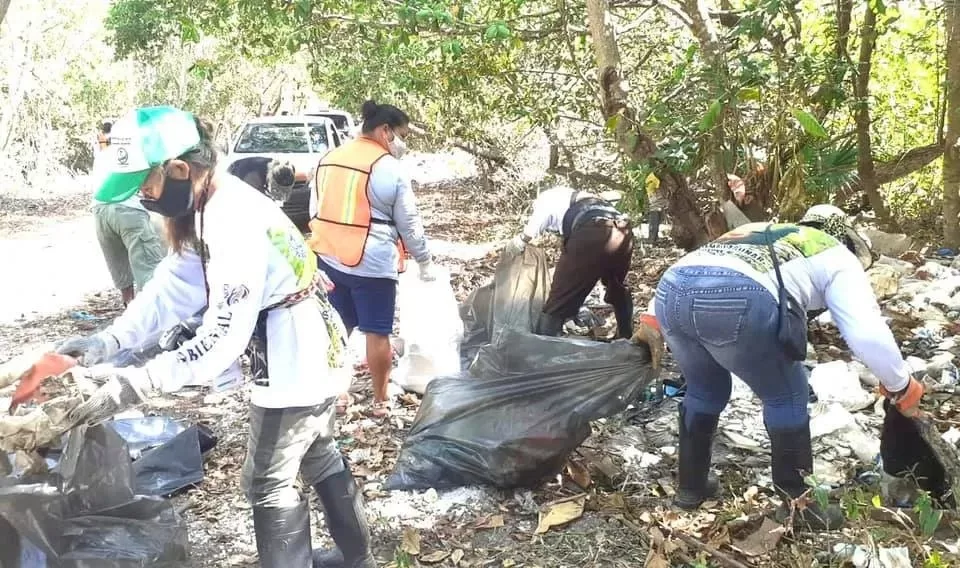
[240,400,345,508]
[93,203,165,291]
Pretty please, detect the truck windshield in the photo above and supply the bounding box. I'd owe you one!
[233,123,330,154]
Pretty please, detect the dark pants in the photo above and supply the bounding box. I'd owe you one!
[654,266,809,430]
[648,210,663,242]
[542,219,633,321]
[319,259,397,337]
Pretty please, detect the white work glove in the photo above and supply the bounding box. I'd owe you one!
[66,366,154,427]
[505,234,527,257]
[56,333,120,366]
[418,260,439,282]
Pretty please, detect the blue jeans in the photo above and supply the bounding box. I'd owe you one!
[655,266,809,430]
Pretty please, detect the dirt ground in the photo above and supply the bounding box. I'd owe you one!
[0,171,658,567]
[3,162,959,568]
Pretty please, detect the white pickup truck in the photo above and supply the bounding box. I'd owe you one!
[222,115,344,232]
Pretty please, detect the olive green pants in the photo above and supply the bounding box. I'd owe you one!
[93,203,165,292]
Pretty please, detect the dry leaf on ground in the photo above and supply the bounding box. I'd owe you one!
[474,513,505,529]
[732,518,784,557]
[565,460,592,489]
[534,496,585,534]
[400,527,421,555]
[420,550,451,564]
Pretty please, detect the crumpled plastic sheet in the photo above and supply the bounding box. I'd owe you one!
[0,424,189,566]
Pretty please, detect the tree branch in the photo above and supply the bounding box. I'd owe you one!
[547,164,628,190]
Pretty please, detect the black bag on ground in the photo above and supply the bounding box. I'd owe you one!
[880,399,951,505]
[0,424,190,567]
[384,329,657,490]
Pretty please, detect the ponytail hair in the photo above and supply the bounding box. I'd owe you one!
[360,100,409,134]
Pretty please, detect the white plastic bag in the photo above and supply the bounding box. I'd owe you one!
[393,263,463,394]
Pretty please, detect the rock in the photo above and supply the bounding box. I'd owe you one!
[861,229,914,257]
[867,264,901,300]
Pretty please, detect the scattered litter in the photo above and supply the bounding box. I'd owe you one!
[808,361,875,411]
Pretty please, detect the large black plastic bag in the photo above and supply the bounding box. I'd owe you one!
[385,328,657,490]
[109,417,215,497]
[459,247,550,366]
[0,424,190,566]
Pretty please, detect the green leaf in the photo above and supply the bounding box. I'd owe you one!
[792,109,828,138]
[605,114,621,133]
[416,9,433,21]
[484,24,498,41]
[871,494,882,508]
[698,99,724,132]
[737,87,760,102]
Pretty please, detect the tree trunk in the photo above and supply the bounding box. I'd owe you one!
[0,0,11,29]
[682,0,730,198]
[834,142,945,204]
[853,5,899,231]
[945,0,960,248]
[585,0,709,249]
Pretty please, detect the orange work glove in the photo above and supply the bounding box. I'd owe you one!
[880,377,924,417]
[632,313,664,371]
[9,352,78,413]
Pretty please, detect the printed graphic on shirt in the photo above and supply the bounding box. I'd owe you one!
[690,222,840,273]
[225,284,250,306]
[268,226,316,288]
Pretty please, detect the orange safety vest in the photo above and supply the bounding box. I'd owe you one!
[308,138,407,271]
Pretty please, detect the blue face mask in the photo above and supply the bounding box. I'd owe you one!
[141,176,194,218]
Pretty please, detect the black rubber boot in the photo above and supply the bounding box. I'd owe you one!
[534,311,565,337]
[674,405,720,510]
[613,296,634,339]
[252,496,313,568]
[769,422,845,531]
[312,465,376,568]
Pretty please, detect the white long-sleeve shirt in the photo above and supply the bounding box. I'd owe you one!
[106,174,345,408]
[678,222,910,392]
[522,186,577,239]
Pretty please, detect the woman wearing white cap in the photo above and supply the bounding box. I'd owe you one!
[55,106,374,567]
[654,204,922,531]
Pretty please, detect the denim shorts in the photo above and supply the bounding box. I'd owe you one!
[318,259,397,336]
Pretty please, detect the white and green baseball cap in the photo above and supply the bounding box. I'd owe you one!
[92,106,201,203]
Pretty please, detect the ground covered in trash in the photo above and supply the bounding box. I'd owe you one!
[3,154,960,567]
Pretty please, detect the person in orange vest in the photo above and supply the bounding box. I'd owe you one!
[309,100,436,419]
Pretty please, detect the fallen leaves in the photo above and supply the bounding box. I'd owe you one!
[564,459,592,489]
[419,550,450,564]
[400,527,421,556]
[474,513,505,529]
[731,518,785,557]
[534,495,585,534]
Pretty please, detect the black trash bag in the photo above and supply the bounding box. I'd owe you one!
[384,328,657,490]
[458,247,550,367]
[131,427,204,497]
[60,497,189,567]
[59,425,136,517]
[0,425,190,566]
[880,399,952,506]
[108,418,216,497]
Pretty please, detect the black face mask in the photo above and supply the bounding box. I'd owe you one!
[141,177,195,218]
